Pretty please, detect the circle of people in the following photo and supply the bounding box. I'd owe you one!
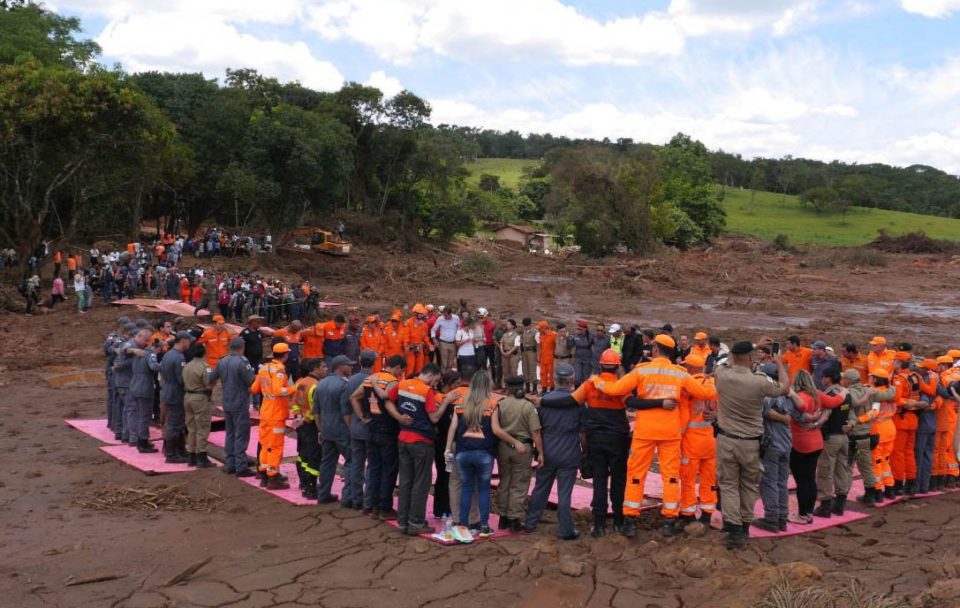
[103,303,960,549]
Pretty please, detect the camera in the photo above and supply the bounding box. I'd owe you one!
[772,342,780,356]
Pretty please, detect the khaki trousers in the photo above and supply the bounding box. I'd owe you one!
[501,354,519,381]
[185,393,211,454]
[521,350,538,384]
[816,433,851,500]
[439,342,457,372]
[716,434,761,527]
[497,443,533,520]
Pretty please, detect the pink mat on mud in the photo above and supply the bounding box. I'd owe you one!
[66,418,160,444]
[739,492,871,538]
[848,478,960,507]
[99,444,214,474]
[382,493,515,544]
[237,462,349,505]
[208,427,297,459]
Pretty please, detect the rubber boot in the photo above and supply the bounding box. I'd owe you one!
[266,474,290,490]
[945,476,957,490]
[676,515,696,530]
[187,453,198,467]
[862,488,876,506]
[698,511,713,525]
[621,516,638,538]
[812,498,834,518]
[196,452,214,469]
[164,438,188,464]
[892,480,904,496]
[177,433,189,458]
[498,515,512,530]
[137,439,158,453]
[883,486,895,500]
[591,516,606,538]
[905,480,917,496]
[659,518,678,537]
[832,494,847,515]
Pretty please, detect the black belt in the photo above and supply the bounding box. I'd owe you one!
[187,390,211,395]
[556,356,572,360]
[849,434,871,441]
[717,428,762,441]
[439,339,455,344]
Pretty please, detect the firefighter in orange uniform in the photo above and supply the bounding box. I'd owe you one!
[537,321,557,394]
[179,275,191,304]
[840,343,870,384]
[690,332,711,361]
[890,352,922,495]
[404,304,432,377]
[361,315,383,372]
[594,334,715,537]
[933,356,959,490]
[196,315,234,367]
[867,336,896,376]
[302,321,325,360]
[678,354,719,526]
[381,311,407,373]
[251,343,293,489]
[867,368,898,501]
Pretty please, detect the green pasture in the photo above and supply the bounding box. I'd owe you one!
[464,158,536,191]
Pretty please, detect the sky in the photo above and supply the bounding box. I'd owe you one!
[47,0,960,173]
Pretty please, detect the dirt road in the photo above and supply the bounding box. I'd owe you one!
[2,238,960,607]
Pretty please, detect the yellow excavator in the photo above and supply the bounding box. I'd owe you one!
[283,227,351,256]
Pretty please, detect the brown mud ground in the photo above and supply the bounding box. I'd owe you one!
[2,236,960,607]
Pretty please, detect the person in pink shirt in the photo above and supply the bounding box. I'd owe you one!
[50,275,65,307]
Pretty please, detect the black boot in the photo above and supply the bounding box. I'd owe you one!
[945,476,957,490]
[812,499,834,518]
[591,516,606,538]
[905,480,917,496]
[832,494,847,515]
[659,519,678,537]
[164,438,188,464]
[621,516,637,538]
[196,452,214,469]
[698,511,713,525]
[137,439,158,453]
[883,486,895,500]
[177,433,189,458]
[676,515,696,530]
[862,488,876,506]
[498,515,512,530]
[932,475,943,490]
[725,526,747,550]
[892,480,904,496]
[187,453,198,467]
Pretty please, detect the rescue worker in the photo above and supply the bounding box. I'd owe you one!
[360,316,383,371]
[159,331,193,464]
[840,343,869,384]
[572,321,593,385]
[196,314,233,368]
[179,274,190,304]
[608,324,624,355]
[111,322,138,441]
[891,352,923,495]
[359,354,405,518]
[183,342,214,468]
[251,342,293,489]
[865,368,899,501]
[124,329,161,453]
[314,355,355,506]
[537,321,557,395]
[594,335,716,537]
[690,332,711,361]
[867,336,895,376]
[291,358,326,499]
[274,320,304,381]
[913,359,940,493]
[494,375,542,532]
[571,349,631,537]
[523,363,583,540]
[404,304,432,376]
[342,350,375,509]
[320,314,348,370]
[714,341,789,550]
[933,355,959,490]
[104,317,129,438]
[519,318,539,395]
[499,319,520,386]
[385,363,447,536]
[208,337,257,477]
[678,354,719,528]
[302,319,325,360]
[381,312,407,372]
[782,335,813,383]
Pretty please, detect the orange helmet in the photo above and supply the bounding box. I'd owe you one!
[411,303,427,315]
[599,349,621,367]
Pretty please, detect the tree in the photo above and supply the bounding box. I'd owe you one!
[799,186,839,214]
[656,133,726,240]
[0,3,99,70]
[478,174,500,192]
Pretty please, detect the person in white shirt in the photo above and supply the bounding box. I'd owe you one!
[74,270,87,313]
[431,306,461,372]
[456,317,477,372]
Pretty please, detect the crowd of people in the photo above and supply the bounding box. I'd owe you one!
[101,301,960,549]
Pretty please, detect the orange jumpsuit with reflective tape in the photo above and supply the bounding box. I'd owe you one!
[538,330,557,391]
[891,370,918,484]
[404,317,431,376]
[934,368,960,478]
[361,324,384,372]
[381,321,406,361]
[251,359,291,477]
[679,374,718,517]
[869,384,897,491]
[197,326,233,367]
[302,324,324,359]
[596,356,715,519]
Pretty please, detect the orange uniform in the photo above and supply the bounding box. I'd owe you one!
[250,359,292,477]
[274,327,303,347]
[361,322,384,372]
[890,369,919,486]
[689,343,711,362]
[404,317,431,376]
[301,323,324,359]
[840,353,869,384]
[66,256,77,271]
[538,330,557,391]
[869,381,898,492]
[150,331,172,354]
[319,320,347,360]
[596,356,715,519]
[782,346,813,383]
[197,326,233,367]
[868,349,896,376]
[679,374,718,518]
[381,320,406,360]
[934,368,960,479]
[191,285,204,307]
[179,277,190,304]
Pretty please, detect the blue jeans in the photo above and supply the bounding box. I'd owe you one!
[915,431,936,493]
[456,450,494,526]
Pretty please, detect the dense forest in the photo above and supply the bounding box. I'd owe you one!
[1,2,957,264]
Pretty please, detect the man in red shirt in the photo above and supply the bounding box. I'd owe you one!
[385,363,447,535]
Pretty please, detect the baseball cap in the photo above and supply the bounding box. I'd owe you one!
[683,354,705,367]
[229,336,245,349]
[116,316,130,325]
[247,314,265,322]
[653,334,676,350]
[921,359,939,371]
[272,343,290,354]
[609,323,622,334]
[537,320,549,330]
[894,351,912,361]
[812,340,828,349]
[694,331,708,340]
[937,355,954,365]
[176,331,196,342]
[213,314,225,323]
[869,368,891,379]
[842,369,861,383]
[555,363,575,379]
[359,349,377,364]
[331,355,356,368]
[731,341,755,355]
[869,336,887,346]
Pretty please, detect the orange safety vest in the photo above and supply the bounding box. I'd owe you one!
[680,374,718,458]
[302,324,324,359]
[198,327,232,367]
[361,325,383,354]
[251,360,291,422]
[291,375,318,422]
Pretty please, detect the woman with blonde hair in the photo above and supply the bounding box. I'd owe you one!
[444,370,509,537]
[789,369,845,524]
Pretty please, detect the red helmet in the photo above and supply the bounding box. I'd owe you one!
[599,349,621,367]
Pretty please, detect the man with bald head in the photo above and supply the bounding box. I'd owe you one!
[209,336,257,476]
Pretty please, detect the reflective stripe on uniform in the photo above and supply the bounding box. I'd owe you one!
[623,500,643,509]
[681,506,697,514]
[398,390,426,402]
[680,457,690,464]
[688,421,713,428]
[700,503,716,511]
[272,427,285,434]
[297,456,319,476]
[633,367,687,378]
[662,501,679,509]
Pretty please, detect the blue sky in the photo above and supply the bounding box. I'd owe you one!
[50,0,960,172]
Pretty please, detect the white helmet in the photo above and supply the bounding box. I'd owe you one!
[477,307,489,317]
[425,304,435,312]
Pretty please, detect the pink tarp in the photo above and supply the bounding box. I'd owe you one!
[849,478,960,507]
[208,427,298,459]
[738,493,871,538]
[237,463,326,506]
[66,418,160,444]
[99,444,213,474]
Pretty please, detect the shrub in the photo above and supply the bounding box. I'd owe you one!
[460,253,500,276]
[772,234,792,252]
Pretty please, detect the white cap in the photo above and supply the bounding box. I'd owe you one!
[477,307,488,317]
[425,304,435,312]
[608,323,622,334]
[438,305,446,312]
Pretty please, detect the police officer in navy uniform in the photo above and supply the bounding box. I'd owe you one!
[524,363,584,540]
[104,317,129,437]
[208,336,258,476]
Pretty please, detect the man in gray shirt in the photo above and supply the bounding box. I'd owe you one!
[159,332,194,463]
[125,329,161,453]
[209,337,257,477]
[104,317,129,439]
[111,322,139,441]
[314,355,354,505]
[343,350,376,510]
[714,341,789,550]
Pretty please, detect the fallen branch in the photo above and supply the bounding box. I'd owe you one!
[164,556,212,587]
[64,574,126,587]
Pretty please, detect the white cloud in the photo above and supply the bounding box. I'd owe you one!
[900,0,960,17]
[903,57,960,103]
[98,12,343,90]
[365,70,404,98]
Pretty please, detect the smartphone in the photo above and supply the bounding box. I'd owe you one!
[772,342,780,355]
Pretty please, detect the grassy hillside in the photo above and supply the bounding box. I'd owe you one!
[464,158,536,191]
[722,188,960,245]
